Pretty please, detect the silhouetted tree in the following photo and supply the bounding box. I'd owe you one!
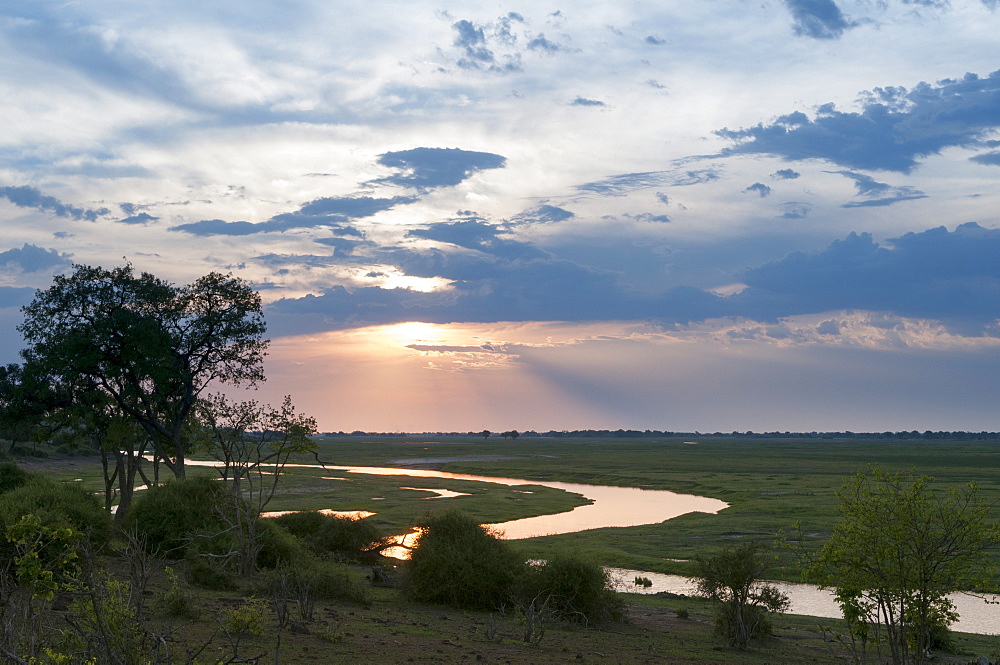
[17,263,267,480]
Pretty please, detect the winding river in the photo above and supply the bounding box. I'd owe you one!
[199,460,1000,635]
[317,464,1000,636]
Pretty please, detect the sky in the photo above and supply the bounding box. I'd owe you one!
[2,0,1000,433]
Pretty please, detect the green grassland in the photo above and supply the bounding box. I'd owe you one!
[10,435,1000,662]
[305,435,1000,584]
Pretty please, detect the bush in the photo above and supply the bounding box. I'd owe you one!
[273,511,383,558]
[184,551,238,591]
[0,476,111,547]
[0,461,35,495]
[255,519,310,570]
[405,509,525,610]
[126,475,231,557]
[520,554,626,624]
[263,555,370,614]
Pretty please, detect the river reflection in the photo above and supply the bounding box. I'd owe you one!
[317,465,729,539]
[609,568,1000,636]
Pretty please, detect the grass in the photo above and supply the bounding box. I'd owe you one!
[8,435,1000,662]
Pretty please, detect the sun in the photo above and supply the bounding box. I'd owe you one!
[382,321,443,345]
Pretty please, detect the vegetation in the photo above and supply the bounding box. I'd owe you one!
[806,466,1000,665]
[405,509,525,611]
[691,541,790,649]
[14,262,268,485]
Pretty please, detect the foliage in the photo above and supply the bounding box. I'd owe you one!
[405,509,526,610]
[17,263,268,481]
[691,541,790,650]
[161,566,199,619]
[0,461,35,495]
[193,393,317,575]
[272,510,384,557]
[809,466,1000,665]
[265,555,370,619]
[0,477,111,556]
[520,553,626,624]
[125,475,231,557]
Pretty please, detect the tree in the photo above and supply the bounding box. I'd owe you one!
[17,263,267,480]
[480,430,491,439]
[195,393,317,575]
[691,541,790,650]
[809,466,1000,665]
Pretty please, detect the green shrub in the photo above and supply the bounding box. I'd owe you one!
[263,555,370,612]
[521,554,626,624]
[126,475,231,557]
[405,509,525,610]
[0,461,35,495]
[0,477,110,548]
[184,551,238,590]
[255,519,309,570]
[273,511,383,557]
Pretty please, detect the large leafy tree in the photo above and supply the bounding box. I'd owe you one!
[17,263,268,480]
[810,467,1000,665]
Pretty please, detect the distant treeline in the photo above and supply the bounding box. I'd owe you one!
[324,429,1000,440]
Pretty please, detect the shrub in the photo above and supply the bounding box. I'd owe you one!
[0,461,35,495]
[0,477,111,549]
[125,475,231,557]
[405,509,525,610]
[264,555,370,618]
[184,551,238,591]
[520,554,626,624]
[254,519,309,570]
[273,511,383,557]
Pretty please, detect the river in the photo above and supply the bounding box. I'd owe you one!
[200,460,1000,635]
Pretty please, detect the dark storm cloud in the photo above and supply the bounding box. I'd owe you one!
[783,0,857,39]
[0,244,72,272]
[744,183,772,198]
[170,196,401,236]
[373,147,507,191]
[0,185,110,221]
[736,222,1000,328]
[717,71,1000,173]
[828,171,928,207]
[571,97,606,107]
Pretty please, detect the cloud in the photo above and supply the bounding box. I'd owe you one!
[783,0,857,39]
[718,71,1000,172]
[374,147,507,191]
[645,35,666,45]
[117,212,159,225]
[828,170,928,207]
[737,222,1000,328]
[0,186,109,221]
[744,183,772,198]
[571,97,606,107]
[0,243,72,273]
[527,34,563,53]
[170,196,402,236]
[772,169,801,180]
[450,17,523,72]
[510,205,575,224]
[576,167,721,196]
[778,202,814,219]
[313,237,370,256]
[970,151,1000,166]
